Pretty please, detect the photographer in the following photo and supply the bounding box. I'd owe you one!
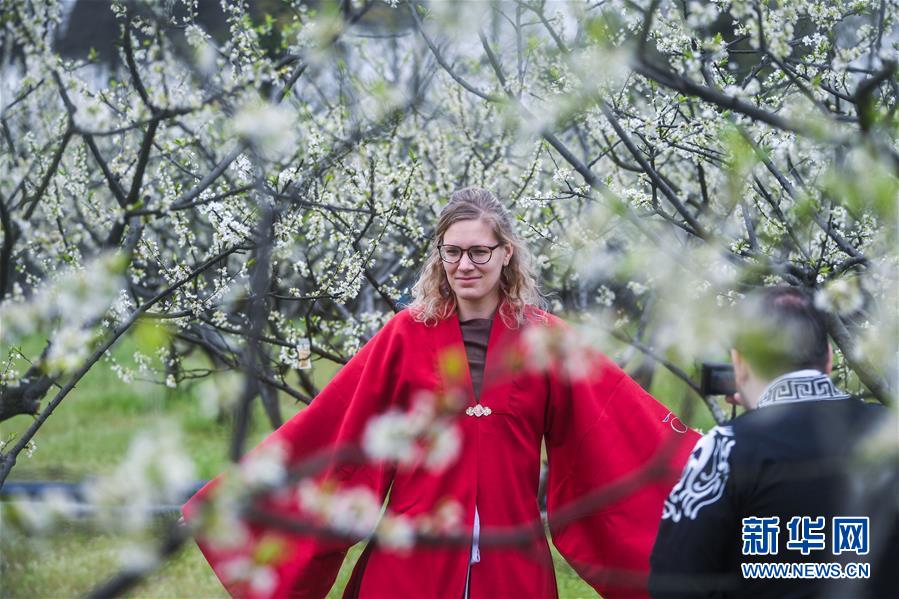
[649,287,898,598]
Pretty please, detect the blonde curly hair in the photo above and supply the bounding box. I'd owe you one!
[409,187,545,328]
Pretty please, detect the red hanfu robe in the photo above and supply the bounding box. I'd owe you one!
[182,306,699,598]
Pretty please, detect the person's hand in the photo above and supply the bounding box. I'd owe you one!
[725,392,742,407]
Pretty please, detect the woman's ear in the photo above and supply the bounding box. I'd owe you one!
[503,243,513,266]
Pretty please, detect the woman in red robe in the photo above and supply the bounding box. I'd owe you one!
[182,187,699,598]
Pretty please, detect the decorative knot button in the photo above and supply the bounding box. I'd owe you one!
[465,404,492,417]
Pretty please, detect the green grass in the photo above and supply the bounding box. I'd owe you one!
[0,528,593,599]
[0,522,367,599]
[2,524,228,599]
[0,333,601,598]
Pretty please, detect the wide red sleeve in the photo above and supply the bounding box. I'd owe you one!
[545,355,699,599]
[182,312,408,598]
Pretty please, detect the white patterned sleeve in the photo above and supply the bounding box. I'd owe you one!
[648,426,739,598]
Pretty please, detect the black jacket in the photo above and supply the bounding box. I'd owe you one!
[649,371,898,599]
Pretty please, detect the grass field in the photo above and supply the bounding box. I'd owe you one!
[1,329,714,598]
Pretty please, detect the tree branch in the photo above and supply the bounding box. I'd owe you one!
[824,312,893,405]
[0,243,252,488]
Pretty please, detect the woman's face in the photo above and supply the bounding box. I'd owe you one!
[440,218,512,308]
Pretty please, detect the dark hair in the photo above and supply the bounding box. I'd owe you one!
[733,287,829,378]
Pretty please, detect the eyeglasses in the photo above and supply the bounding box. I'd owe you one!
[438,243,502,264]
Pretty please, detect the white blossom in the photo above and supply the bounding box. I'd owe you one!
[422,424,461,472]
[363,392,461,472]
[815,277,864,316]
[220,556,278,595]
[232,101,298,162]
[118,542,160,573]
[328,486,382,536]
[84,425,196,532]
[239,440,288,490]
[376,514,415,549]
[363,409,416,464]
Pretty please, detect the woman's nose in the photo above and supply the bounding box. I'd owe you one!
[458,253,476,269]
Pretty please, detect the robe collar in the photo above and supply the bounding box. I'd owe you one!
[432,302,518,403]
[756,369,851,409]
